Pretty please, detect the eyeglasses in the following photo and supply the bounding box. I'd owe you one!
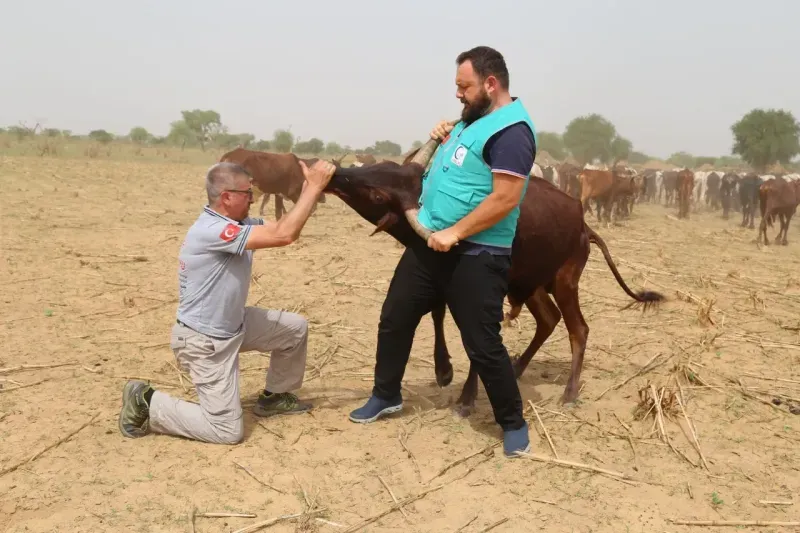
[226,188,253,199]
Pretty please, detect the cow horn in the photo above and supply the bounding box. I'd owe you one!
[409,119,460,168]
[404,209,432,240]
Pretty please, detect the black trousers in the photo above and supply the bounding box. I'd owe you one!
[373,245,525,431]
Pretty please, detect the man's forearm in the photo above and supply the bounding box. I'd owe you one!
[275,184,324,241]
[450,193,518,240]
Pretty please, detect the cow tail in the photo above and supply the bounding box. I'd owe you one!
[584,223,665,309]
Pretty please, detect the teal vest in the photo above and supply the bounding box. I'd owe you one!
[417,98,536,248]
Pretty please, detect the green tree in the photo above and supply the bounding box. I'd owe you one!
[253,139,271,151]
[272,129,294,152]
[325,142,344,155]
[410,140,424,151]
[129,126,150,144]
[373,140,402,156]
[731,108,800,172]
[89,129,114,144]
[295,137,324,154]
[667,151,695,168]
[562,114,616,165]
[167,120,195,150]
[536,131,567,160]
[694,156,717,167]
[180,109,222,151]
[610,136,632,164]
[628,151,651,165]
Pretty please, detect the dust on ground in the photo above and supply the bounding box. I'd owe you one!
[1,156,799,533]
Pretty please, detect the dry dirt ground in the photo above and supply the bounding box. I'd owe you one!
[1,156,799,533]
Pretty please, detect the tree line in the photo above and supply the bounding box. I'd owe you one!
[3,108,798,171]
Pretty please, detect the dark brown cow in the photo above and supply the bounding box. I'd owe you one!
[739,173,762,229]
[323,139,664,409]
[676,169,694,219]
[660,171,678,205]
[218,148,327,219]
[557,163,581,199]
[615,172,644,217]
[705,172,721,210]
[757,177,800,245]
[720,173,738,219]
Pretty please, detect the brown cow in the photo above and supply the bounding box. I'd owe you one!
[705,172,721,210]
[218,148,328,219]
[323,139,665,408]
[676,169,694,219]
[578,166,634,224]
[757,177,800,245]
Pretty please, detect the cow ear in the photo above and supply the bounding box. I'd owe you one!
[370,212,398,236]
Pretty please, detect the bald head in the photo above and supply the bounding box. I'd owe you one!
[206,162,252,206]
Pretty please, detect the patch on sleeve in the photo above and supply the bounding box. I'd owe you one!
[219,223,241,243]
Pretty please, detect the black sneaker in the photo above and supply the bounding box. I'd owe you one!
[253,391,312,417]
[119,380,152,438]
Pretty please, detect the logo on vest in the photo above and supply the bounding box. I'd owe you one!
[451,145,468,167]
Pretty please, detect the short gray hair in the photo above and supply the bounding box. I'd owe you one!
[205,162,252,204]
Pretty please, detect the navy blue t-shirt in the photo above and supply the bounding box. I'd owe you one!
[456,121,536,255]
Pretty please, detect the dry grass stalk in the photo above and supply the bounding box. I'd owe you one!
[633,383,678,423]
[341,484,445,533]
[676,395,710,471]
[428,440,501,483]
[231,509,328,533]
[398,428,422,480]
[0,378,50,393]
[759,500,793,506]
[477,517,509,532]
[670,519,800,526]
[378,476,409,519]
[0,362,79,374]
[232,461,285,494]
[595,352,664,400]
[454,515,479,533]
[516,452,638,483]
[528,400,559,459]
[0,412,100,477]
[198,512,257,518]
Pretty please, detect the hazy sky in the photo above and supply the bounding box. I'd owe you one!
[2,0,798,159]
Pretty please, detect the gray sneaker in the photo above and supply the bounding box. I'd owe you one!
[119,380,152,438]
[253,391,312,417]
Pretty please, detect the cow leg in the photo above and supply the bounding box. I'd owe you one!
[551,260,590,405]
[780,212,791,245]
[431,300,453,387]
[275,195,286,220]
[511,288,561,378]
[259,193,270,217]
[749,207,756,229]
[454,365,479,417]
[758,212,770,245]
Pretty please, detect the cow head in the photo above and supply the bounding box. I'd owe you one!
[324,135,449,247]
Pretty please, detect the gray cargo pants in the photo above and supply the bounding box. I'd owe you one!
[148,306,308,444]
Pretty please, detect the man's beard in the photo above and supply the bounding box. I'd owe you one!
[461,90,492,125]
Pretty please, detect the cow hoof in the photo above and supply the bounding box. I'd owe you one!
[453,404,474,418]
[436,366,454,388]
[782,240,789,246]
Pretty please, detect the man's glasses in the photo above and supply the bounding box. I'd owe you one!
[226,188,253,199]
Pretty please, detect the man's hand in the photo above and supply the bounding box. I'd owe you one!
[300,160,336,192]
[430,120,455,141]
[427,227,461,252]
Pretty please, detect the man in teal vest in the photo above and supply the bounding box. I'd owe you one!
[349,46,537,457]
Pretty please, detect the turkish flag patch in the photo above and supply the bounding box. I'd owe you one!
[219,223,241,242]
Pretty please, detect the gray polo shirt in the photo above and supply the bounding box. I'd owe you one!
[175,206,264,338]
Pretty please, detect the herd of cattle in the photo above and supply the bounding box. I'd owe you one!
[210,140,800,407]
[533,162,800,245]
[220,143,800,248]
